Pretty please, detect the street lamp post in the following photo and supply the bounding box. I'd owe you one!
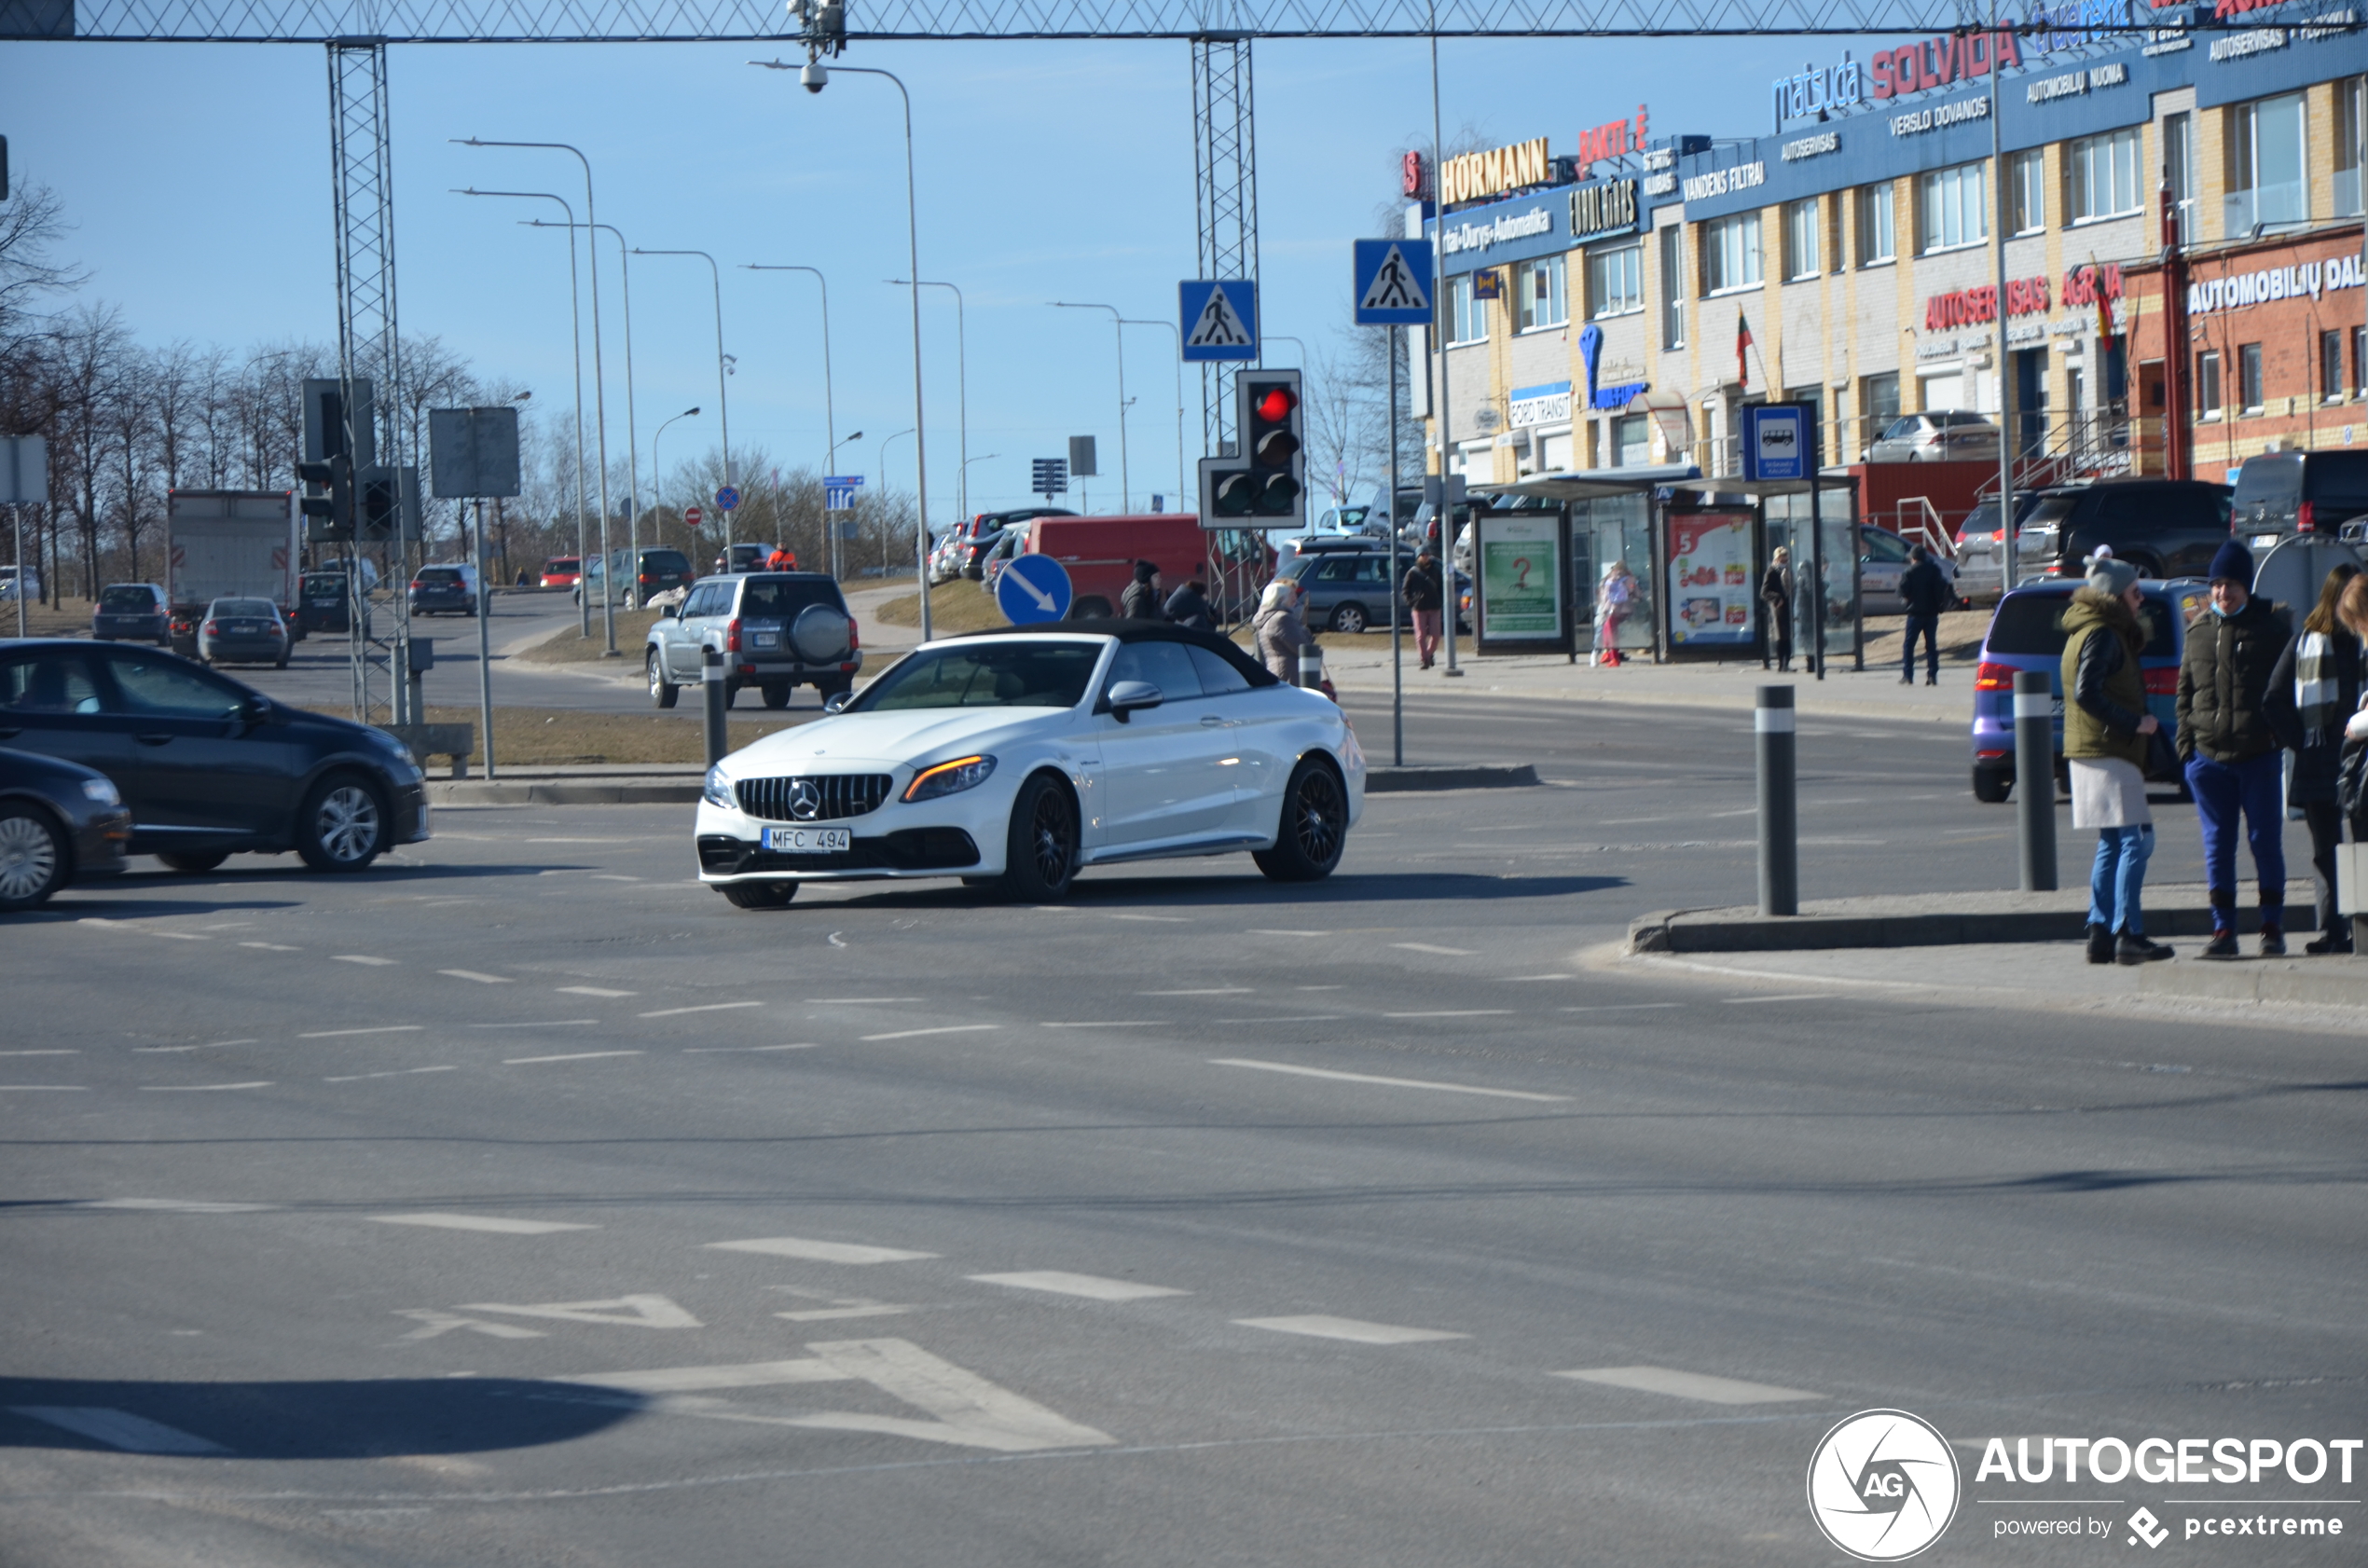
[888,278,967,529]
[456,138,619,656]
[652,406,700,557]
[632,247,734,555]
[454,186,593,640]
[743,263,838,576]
[1052,301,1130,511]
[1119,317,1188,511]
[759,58,932,640]
[878,427,916,587]
[532,220,642,606]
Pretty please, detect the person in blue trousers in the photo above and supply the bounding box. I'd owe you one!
[2063,556,2174,964]
[2176,540,2295,957]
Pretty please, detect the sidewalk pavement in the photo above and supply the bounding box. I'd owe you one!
[1629,883,2318,954]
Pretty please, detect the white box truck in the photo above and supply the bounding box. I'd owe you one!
[167,489,299,654]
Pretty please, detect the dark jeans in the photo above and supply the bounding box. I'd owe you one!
[2185,750,2287,922]
[1902,613,1939,680]
[1764,605,1791,669]
[2303,798,2348,945]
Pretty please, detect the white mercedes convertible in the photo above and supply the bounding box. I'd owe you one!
[695,624,1365,907]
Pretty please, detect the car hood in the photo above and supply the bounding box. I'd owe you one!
[725,707,1079,774]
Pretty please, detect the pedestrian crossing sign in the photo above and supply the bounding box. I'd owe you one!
[1179,280,1259,362]
[1353,240,1435,324]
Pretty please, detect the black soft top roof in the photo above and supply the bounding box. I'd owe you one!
[954,618,1278,687]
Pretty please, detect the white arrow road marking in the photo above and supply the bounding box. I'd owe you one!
[456,1294,702,1328]
[793,1339,1113,1451]
[560,1358,847,1396]
[369,1213,597,1234]
[10,1407,228,1453]
[1232,1315,1467,1345]
[708,1236,937,1265]
[1554,1366,1824,1404]
[968,1272,1187,1302]
[392,1310,546,1342]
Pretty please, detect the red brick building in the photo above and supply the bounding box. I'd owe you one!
[2122,223,2368,483]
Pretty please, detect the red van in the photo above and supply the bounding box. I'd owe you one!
[1023,514,1271,620]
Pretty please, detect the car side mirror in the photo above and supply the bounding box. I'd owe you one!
[1104,680,1163,722]
[822,689,853,715]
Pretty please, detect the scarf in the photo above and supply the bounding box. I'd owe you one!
[2295,631,2341,748]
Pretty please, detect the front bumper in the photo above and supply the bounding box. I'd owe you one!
[73,806,132,883]
[392,776,431,844]
[695,776,1005,885]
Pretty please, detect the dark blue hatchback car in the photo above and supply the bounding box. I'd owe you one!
[1970,576,2207,803]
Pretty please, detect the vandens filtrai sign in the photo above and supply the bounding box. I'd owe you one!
[2188,254,2367,315]
[1680,160,1766,202]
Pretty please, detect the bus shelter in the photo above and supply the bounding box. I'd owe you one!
[1471,466,1862,669]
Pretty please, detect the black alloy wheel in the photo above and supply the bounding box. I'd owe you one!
[1254,758,1347,883]
[722,880,798,909]
[0,805,68,912]
[648,652,679,709]
[157,851,229,874]
[295,772,388,873]
[998,773,1077,901]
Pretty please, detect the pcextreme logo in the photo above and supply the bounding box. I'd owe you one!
[1808,1409,1963,1561]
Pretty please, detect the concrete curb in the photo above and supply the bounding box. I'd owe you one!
[2141,956,2368,1005]
[1629,894,2320,954]
[1365,763,1538,792]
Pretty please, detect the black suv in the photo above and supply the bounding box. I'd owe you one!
[0,640,428,873]
[2013,478,2233,582]
[2231,450,2368,540]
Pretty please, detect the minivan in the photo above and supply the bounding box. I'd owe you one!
[2229,450,2368,542]
[581,547,695,607]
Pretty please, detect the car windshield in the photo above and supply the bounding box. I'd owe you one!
[1987,593,2180,659]
[303,574,343,594]
[216,599,277,617]
[546,558,579,571]
[853,642,1104,711]
[418,569,462,584]
[100,586,156,611]
[738,579,843,618]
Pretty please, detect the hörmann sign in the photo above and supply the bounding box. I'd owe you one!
[1438,137,1554,207]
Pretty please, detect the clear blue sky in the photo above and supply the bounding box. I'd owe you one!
[7,32,1830,517]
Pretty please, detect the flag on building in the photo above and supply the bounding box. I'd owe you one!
[1736,313,1755,390]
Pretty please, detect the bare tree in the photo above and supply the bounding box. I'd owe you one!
[0,183,89,350]
[106,344,159,582]
[52,305,127,600]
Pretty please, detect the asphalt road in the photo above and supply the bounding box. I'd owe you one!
[5,708,2356,1565]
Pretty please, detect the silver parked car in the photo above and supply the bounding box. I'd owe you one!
[197,597,291,667]
[1856,526,1958,614]
[646,571,861,710]
[1865,410,2001,463]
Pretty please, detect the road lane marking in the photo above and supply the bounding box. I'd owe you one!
[503,1051,642,1066]
[369,1213,597,1234]
[1212,1058,1569,1103]
[0,1085,84,1092]
[807,997,920,1004]
[150,931,208,941]
[0,1050,76,1056]
[968,1272,1187,1302]
[1232,1316,1466,1345]
[325,1066,459,1083]
[1382,1009,1512,1019]
[1391,942,1476,956]
[1562,1003,1684,1013]
[301,1025,425,1039]
[639,1002,764,1018]
[1555,1366,1824,1405]
[1215,1015,1342,1024]
[708,1237,938,1265]
[527,837,617,843]
[590,874,642,882]
[239,942,301,951]
[79,1198,275,1213]
[9,1407,227,1454]
[439,970,512,984]
[682,1044,817,1053]
[1246,928,1329,937]
[1039,1021,1160,1029]
[393,1309,545,1341]
[468,1019,599,1028]
[860,1025,998,1041]
[1506,973,1576,982]
[1719,993,1836,1004]
[459,1295,701,1329]
[1141,987,1251,996]
[788,1339,1116,1451]
[557,986,636,997]
[334,955,398,966]
[140,1082,273,1092]
[559,1358,849,1395]
[1111,914,1188,923]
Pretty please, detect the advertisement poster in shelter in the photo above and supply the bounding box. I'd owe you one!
[1475,514,1564,645]
[1665,512,1755,647]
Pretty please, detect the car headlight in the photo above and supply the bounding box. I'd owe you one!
[80,777,121,806]
[902,754,996,803]
[703,764,737,810]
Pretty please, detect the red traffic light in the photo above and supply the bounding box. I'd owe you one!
[1253,386,1297,423]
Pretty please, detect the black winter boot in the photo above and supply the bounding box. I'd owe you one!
[2086,922,2115,964]
[2116,932,2175,965]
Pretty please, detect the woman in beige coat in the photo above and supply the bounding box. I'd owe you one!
[1253,577,1315,683]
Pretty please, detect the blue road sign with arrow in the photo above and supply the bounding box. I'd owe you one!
[824,475,863,510]
[1353,240,1434,324]
[715,485,739,511]
[995,550,1072,626]
[1179,281,1258,362]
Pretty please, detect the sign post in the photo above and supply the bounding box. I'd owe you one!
[1,434,48,640]
[1353,240,1434,763]
[428,407,522,779]
[1742,402,1823,681]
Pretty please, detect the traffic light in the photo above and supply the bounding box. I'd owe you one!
[356,465,420,543]
[1196,367,1304,530]
[297,454,352,542]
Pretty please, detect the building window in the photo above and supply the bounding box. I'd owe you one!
[1516,254,1568,332]
[1854,182,1895,266]
[2357,326,2368,396]
[2067,128,2141,225]
[2338,77,2364,219]
[1918,161,1988,254]
[1449,275,1486,344]
[1659,227,1686,350]
[2227,92,2307,232]
[1700,212,1762,295]
[1783,198,1821,280]
[2163,111,2196,238]
[1611,414,1650,467]
[1862,373,1900,452]
[2007,149,2045,234]
[2196,350,2222,420]
[1587,243,1643,319]
[2325,331,2349,404]
[2238,343,2264,413]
